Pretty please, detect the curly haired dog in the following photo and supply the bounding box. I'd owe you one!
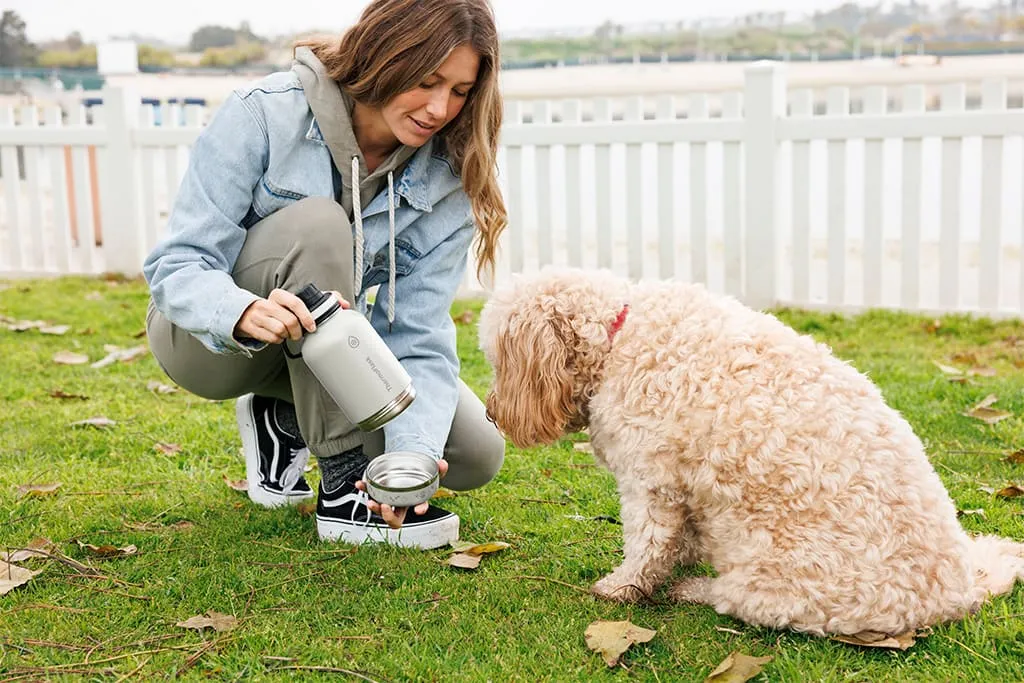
[478,266,1024,636]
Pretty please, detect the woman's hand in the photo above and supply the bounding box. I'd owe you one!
[234,289,349,344]
[357,459,449,529]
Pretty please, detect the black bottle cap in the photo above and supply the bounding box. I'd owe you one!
[296,283,331,311]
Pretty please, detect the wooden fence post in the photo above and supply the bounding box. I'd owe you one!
[96,86,144,275]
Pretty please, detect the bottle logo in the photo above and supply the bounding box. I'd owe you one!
[365,356,393,392]
[348,336,360,349]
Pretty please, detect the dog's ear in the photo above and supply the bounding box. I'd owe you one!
[485,310,575,448]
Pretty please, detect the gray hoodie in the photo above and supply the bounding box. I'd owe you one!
[292,46,417,223]
[292,46,419,322]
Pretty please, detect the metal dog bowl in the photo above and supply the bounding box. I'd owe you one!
[363,451,440,508]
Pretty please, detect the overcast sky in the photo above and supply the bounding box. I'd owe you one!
[6,0,992,45]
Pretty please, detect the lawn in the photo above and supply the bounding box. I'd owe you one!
[1,275,1023,682]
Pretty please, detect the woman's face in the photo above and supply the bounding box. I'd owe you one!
[382,43,480,147]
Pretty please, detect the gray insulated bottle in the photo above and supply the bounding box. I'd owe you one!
[294,283,416,431]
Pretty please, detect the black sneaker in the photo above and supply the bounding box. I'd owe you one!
[236,394,314,508]
[316,472,459,549]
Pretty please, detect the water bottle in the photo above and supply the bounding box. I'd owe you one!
[291,282,415,431]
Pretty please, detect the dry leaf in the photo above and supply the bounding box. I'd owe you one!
[447,553,482,569]
[39,325,70,335]
[923,319,942,334]
[431,488,456,499]
[957,509,986,518]
[91,345,148,368]
[75,540,138,558]
[15,482,62,499]
[133,328,147,339]
[831,630,917,650]
[147,380,177,394]
[584,620,657,667]
[963,395,1012,425]
[1,538,55,563]
[176,611,238,632]
[450,541,510,556]
[1006,449,1024,464]
[53,351,90,365]
[704,651,774,682]
[967,366,997,377]
[573,442,594,453]
[296,501,317,517]
[8,319,46,332]
[995,485,1024,499]
[154,442,182,455]
[224,476,248,492]
[932,361,962,375]
[49,389,88,400]
[452,310,476,325]
[69,416,116,428]
[0,560,41,596]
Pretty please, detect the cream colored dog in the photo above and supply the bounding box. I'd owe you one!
[478,267,1024,636]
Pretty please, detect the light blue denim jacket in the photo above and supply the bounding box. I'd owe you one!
[142,70,475,460]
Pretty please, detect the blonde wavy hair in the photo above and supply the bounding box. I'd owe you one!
[295,0,507,282]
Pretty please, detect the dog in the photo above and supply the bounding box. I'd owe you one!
[478,266,1024,637]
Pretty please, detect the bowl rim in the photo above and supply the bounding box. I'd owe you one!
[364,452,439,493]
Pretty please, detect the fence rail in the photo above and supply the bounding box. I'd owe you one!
[1,61,1023,318]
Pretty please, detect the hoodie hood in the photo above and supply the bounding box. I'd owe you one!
[293,46,418,327]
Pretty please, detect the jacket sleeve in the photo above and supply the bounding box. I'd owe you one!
[374,212,475,460]
[142,91,269,355]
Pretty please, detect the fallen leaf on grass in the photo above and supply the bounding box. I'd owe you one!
[1006,449,1024,465]
[446,541,510,570]
[584,620,657,667]
[154,442,182,455]
[39,325,70,335]
[452,310,476,325]
[573,442,594,453]
[1,538,55,563]
[69,416,116,428]
[15,482,62,499]
[91,345,148,369]
[995,485,1024,499]
[0,560,42,596]
[933,361,962,376]
[831,630,917,650]
[224,476,248,492]
[7,319,46,332]
[53,351,89,365]
[923,319,942,335]
[704,651,774,682]
[296,501,317,517]
[176,611,238,632]
[431,488,456,499]
[957,509,986,518]
[75,540,138,558]
[147,380,177,394]
[968,366,997,377]
[49,389,88,400]
[963,395,1013,425]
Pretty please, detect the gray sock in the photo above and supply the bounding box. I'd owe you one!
[272,399,302,441]
[319,445,368,493]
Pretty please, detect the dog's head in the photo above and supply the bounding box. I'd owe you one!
[478,268,625,448]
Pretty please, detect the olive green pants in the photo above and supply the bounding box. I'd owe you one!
[146,197,504,491]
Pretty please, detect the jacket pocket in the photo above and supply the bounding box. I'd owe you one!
[251,177,307,217]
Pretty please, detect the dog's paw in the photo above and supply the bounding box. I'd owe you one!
[591,574,648,603]
[667,576,713,604]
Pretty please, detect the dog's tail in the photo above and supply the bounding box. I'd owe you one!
[966,534,1024,604]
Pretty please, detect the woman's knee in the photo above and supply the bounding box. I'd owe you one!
[443,413,506,491]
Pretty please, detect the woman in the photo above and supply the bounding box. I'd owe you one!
[143,0,507,550]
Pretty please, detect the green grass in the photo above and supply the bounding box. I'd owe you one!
[2,276,1024,682]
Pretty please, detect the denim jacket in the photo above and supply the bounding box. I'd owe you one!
[142,70,475,460]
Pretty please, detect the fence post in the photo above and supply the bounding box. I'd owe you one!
[97,86,144,275]
[743,61,785,310]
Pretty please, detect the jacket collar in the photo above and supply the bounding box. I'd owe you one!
[306,118,436,214]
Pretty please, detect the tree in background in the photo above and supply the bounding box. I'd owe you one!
[0,11,39,67]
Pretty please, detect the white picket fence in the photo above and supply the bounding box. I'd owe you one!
[1,61,1024,317]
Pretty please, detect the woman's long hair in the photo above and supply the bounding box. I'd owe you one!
[295,0,506,282]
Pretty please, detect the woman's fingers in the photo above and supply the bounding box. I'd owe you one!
[267,288,314,338]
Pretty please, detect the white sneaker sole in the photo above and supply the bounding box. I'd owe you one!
[237,395,314,509]
[316,513,459,550]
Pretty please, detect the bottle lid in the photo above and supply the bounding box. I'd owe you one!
[296,283,331,311]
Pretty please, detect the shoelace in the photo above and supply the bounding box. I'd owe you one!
[278,446,310,495]
[350,489,373,527]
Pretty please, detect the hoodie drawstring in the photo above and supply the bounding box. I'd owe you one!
[350,155,397,329]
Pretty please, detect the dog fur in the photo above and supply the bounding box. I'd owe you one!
[478,266,1024,636]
